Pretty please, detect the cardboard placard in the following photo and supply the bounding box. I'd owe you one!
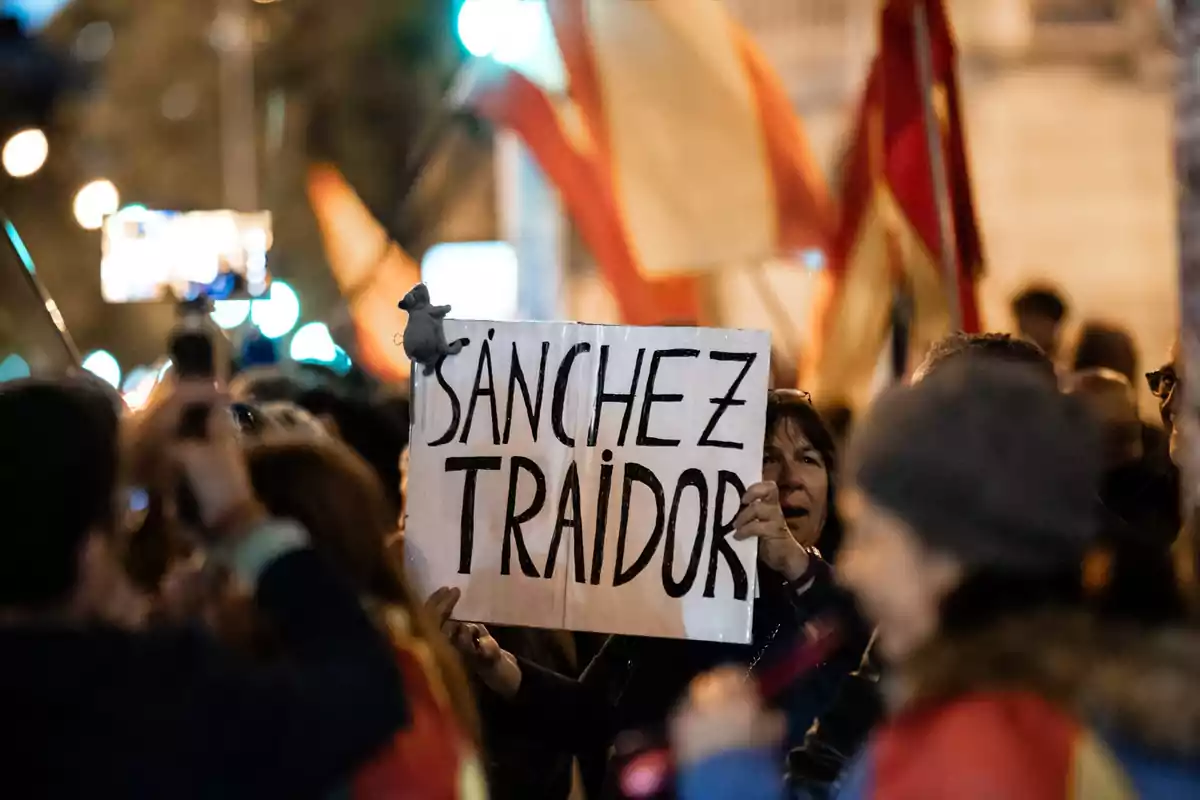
[405,320,770,643]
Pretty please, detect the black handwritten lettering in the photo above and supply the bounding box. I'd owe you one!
[502,456,545,578]
[589,449,615,585]
[503,341,550,444]
[662,468,709,598]
[612,462,665,588]
[588,346,646,447]
[704,470,749,600]
[544,461,586,583]
[552,342,591,447]
[460,333,500,445]
[445,456,502,574]
[698,352,757,450]
[428,356,462,446]
[636,348,699,447]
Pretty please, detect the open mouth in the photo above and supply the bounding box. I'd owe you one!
[782,507,810,521]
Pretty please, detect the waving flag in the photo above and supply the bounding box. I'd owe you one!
[811,0,983,407]
[307,164,420,382]
[464,0,834,326]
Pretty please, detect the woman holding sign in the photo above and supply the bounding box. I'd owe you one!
[432,390,873,796]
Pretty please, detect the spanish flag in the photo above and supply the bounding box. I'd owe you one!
[307,164,421,382]
[811,0,983,407]
[466,0,835,326]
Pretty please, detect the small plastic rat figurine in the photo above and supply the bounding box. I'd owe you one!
[398,283,467,376]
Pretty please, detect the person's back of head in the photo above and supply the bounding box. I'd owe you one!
[296,389,406,515]
[1072,322,1139,385]
[255,401,328,439]
[0,379,120,611]
[913,332,1058,386]
[1011,285,1068,358]
[1065,367,1139,435]
[243,438,478,737]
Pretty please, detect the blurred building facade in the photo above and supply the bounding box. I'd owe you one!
[0,0,1177,394]
[704,0,1175,396]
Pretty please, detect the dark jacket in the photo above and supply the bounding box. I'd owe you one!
[478,627,582,800]
[494,559,870,794]
[0,547,408,799]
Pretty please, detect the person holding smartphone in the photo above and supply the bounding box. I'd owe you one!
[0,376,410,798]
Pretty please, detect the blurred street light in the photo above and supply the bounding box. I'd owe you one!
[81,348,121,388]
[289,321,336,363]
[2,127,48,177]
[73,179,119,230]
[422,241,520,320]
[249,279,299,338]
[211,298,251,329]
[454,0,562,91]
[0,353,31,383]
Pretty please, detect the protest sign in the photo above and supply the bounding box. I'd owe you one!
[404,320,770,643]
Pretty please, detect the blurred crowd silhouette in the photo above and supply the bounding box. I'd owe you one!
[1,283,1198,799]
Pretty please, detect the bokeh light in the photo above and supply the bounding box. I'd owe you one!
[82,349,122,389]
[0,354,31,383]
[457,0,520,58]
[250,280,300,339]
[121,366,153,393]
[289,321,337,363]
[2,128,49,178]
[211,299,251,329]
[73,179,120,230]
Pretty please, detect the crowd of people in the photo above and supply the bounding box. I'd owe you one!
[2,285,1198,799]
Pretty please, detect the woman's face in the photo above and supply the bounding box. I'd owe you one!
[762,417,829,549]
[836,490,962,663]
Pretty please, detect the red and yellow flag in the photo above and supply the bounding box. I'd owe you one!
[811,0,983,406]
[307,164,420,382]
[467,0,835,326]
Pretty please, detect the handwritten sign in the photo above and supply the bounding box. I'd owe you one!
[405,321,770,643]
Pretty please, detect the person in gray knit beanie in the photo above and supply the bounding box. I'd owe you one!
[847,357,1100,574]
[838,357,1102,663]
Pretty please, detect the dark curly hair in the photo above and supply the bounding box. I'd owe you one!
[914,332,1057,385]
[765,390,844,561]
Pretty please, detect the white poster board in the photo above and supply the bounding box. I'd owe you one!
[405,320,770,643]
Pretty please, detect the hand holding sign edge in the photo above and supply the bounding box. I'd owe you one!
[733,481,810,582]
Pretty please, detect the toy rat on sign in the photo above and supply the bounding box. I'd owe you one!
[398,283,469,376]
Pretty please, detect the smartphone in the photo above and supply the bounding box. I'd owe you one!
[101,208,272,303]
[168,298,220,527]
[168,298,221,442]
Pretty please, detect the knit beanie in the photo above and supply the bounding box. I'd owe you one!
[846,358,1102,573]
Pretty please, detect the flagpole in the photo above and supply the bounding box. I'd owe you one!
[911,0,962,332]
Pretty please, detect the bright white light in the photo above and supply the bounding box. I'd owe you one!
[123,367,161,410]
[73,179,120,230]
[289,321,337,363]
[211,299,251,329]
[2,128,49,178]
[421,241,519,321]
[456,0,563,91]
[115,203,150,220]
[457,0,519,58]
[121,366,149,392]
[250,280,300,339]
[82,349,122,389]
[0,353,31,382]
[331,346,352,375]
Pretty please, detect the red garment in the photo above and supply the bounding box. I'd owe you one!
[352,613,487,800]
[839,690,1136,800]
